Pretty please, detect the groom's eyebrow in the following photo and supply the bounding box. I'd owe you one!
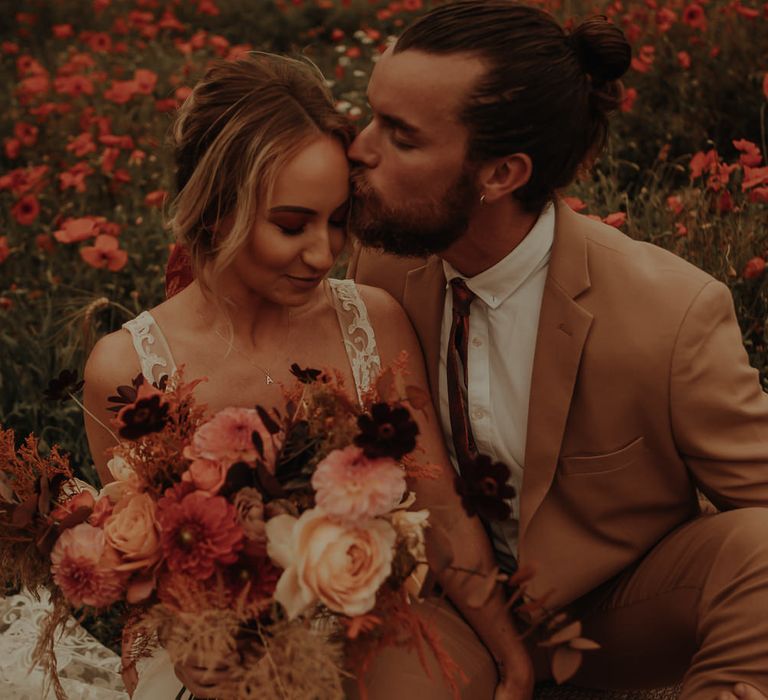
[380,113,420,137]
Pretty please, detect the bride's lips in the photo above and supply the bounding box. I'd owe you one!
[286,274,323,290]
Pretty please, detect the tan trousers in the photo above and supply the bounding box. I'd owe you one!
[344,595,498,699]
[567,508,768,699]
[350,509,768,699]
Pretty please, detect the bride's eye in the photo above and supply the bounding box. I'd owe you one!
[269,214,308,236]
[329,202,349,229]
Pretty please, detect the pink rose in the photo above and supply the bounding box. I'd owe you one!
[184,407,279,470]
[312,446,405,521]
[103,492,161,571]
[266,508,396,618]
[181,457,229,494]
[51,523,127,607]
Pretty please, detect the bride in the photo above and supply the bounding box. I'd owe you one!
[81,53,531,699]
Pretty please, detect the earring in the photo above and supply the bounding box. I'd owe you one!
[480,193,486,205]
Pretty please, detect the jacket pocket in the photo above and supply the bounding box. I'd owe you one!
[560,436,646,476]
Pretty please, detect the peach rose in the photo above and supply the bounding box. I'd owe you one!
[103,492,161,571]
[266,508,396,619]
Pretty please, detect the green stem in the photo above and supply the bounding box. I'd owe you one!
[68,392,120,446]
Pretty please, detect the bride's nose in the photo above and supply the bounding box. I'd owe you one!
[301,226,336,271]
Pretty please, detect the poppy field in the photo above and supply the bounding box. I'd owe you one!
[1,0,768,482]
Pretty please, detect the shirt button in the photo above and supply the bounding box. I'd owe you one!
[472,337,483,348]
[472,407,486,420]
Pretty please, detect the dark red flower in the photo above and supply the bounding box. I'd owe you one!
[118,394,169,439]
[44,369,84,402]
[454,454,516,522]
[355,402,419,460]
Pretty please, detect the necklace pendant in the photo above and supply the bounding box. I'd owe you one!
[266,375,274,385]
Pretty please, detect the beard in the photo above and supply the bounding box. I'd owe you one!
[349,165,479,258]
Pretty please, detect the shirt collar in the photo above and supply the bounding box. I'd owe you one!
[443,201,555,309]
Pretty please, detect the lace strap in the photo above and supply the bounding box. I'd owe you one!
[122,311,177,386]
[328,279,382,405]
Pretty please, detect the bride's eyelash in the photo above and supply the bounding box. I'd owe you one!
[277,224,305,235]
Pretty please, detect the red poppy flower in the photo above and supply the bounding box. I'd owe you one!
[66,132,97,157]
[742,166,768,191]
[749,187,768,204]
[144,190,168,207]
[733,139,762,168]
[80,234,128,272]
[133,68,158,95]
[101,147,120,174]
[677,51,691,70]
[14,122,38,147]
[54,217,101,243]
[197,0,221,16]
[689,149,717,179]
[743,257,766,280]
[12,194,40,226]
[667,195,684,215]
[4,138,20,159]
[52,24,73,39]
[655,7,676,32]
[562,197,587,212]
[54,74,94,97]
[59,162,95,193]
[602,212,627,229]
[17,74,50,101]
[0,237,10,264]
[158,10,184,31]
[621,87,638,113]
[682,3,707,30]
[104,79,138,104]
[87,32,112,52]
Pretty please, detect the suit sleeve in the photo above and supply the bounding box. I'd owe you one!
[670,279,768,509]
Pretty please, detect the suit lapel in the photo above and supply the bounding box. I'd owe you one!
[402,257,446,398]
[519,202,594,546]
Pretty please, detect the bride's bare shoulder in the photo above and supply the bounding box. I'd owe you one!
[355,283,411,329]
[84,325,141,392]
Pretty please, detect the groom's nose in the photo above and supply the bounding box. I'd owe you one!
[348,122,379,168]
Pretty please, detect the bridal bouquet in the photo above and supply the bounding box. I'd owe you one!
[0,359,465,700]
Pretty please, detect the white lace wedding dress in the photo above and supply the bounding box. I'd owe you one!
[0,279,381,700]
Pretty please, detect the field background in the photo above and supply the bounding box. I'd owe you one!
[1,0,768,490]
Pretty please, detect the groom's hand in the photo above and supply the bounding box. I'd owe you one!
[494,648,534,700]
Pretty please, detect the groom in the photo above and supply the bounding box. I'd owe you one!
[346,1,768,698]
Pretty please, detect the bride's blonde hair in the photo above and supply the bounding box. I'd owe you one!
[169,52,355,299]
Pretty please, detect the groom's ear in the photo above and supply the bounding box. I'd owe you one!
[476,153,532,203]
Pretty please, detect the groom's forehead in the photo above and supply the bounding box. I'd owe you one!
[368,47,485,126]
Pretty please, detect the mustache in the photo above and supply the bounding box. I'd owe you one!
[350,168,373,196]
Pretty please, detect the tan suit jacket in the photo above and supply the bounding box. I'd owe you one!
[349,199,768,607]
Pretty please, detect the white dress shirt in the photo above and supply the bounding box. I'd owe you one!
[439,202,555,568]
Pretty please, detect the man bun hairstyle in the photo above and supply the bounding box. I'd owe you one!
[395,1,631,212]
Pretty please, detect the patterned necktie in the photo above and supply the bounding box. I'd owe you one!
[447,278,478,472]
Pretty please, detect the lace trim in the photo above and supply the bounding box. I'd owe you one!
[329,279,382,405]
[0,590,127,699]
[122,311,177,386]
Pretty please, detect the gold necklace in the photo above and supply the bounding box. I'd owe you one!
[212,327,278,385]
